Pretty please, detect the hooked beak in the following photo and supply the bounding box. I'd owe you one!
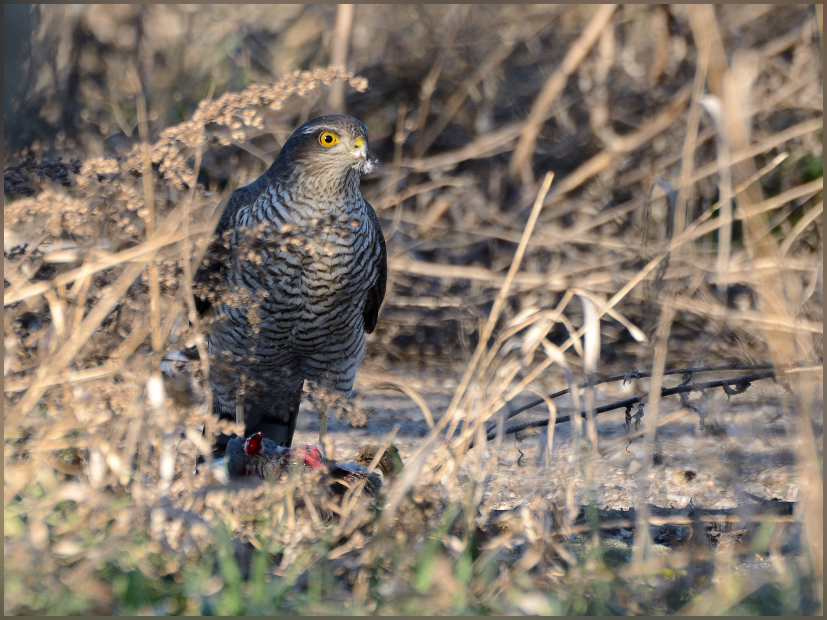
[350,137,374,174]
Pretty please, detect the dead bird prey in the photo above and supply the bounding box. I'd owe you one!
[226,432,387,496]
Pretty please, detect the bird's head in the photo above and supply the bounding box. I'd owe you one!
[276,115,375,187]
[291,444,324,469]
[244,432,264,457]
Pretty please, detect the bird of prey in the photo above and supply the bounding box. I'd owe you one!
[194,115,386,455]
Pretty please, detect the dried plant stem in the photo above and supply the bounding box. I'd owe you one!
[691,118,821,188]
[68,273,92,335]
[501,300,580,405]
[497,153,791,408]
[671,294,822,334]
[688,5,728,98]
[552,116,821,228]
[338,427,399,527]
[509,4,617,186]
[674,23,712,239]
[4,222,206,306]
[415,25,536,157]
[7,260,146,434]
[452,356,523,455]
[736,93,824,591]
[384,102,409,236]
[412,54,445,155]
[780,201,823,256]
[631,296,675,574]
[6,195,193,433]
[606,154,793,314]
[579,295,600,467]
[6,359,122,393]
[405,121,525,173]
[327,4,354,113]
[491,367,808,439]
[2,231,50,292]
[722,45,763,287]
[736,176,822,220]
[537,84,692,209]
[387,256,567,289]
[531,388,557,468]
[137,91,161,354]
[363,381,434,429]
[379,174,554,529]
[375,177,470,211]
[444,172,553,433]
[180,85,213,420]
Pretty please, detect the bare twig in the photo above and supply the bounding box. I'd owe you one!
[481,362,816,441]
[6,196,196,433]
[136,87,162,354]
[444,173,554,435]
[4,223,206,306]
[509,5,617,186]
[490,367,801,441]
[327,4,354,114]
[780,201,823,256]
[414,21,550,157]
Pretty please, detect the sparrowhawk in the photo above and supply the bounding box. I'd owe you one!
[195,115,386,454]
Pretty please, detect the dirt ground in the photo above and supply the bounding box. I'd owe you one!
[288,360,817,511]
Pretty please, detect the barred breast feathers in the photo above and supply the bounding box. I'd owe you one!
[194,114,386,338]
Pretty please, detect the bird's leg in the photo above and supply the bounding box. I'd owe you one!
[319,401,328,444]
[236,400,244,427]
[236,374,247,428]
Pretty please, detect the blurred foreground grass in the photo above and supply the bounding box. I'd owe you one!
[4,4,823,615]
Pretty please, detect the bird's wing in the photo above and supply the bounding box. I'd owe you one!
[362,198,387,334]
[193,177,268,316]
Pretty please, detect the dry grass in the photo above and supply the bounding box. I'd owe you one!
[4,4,823,615]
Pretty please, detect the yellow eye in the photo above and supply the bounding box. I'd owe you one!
[319,131,339,147]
